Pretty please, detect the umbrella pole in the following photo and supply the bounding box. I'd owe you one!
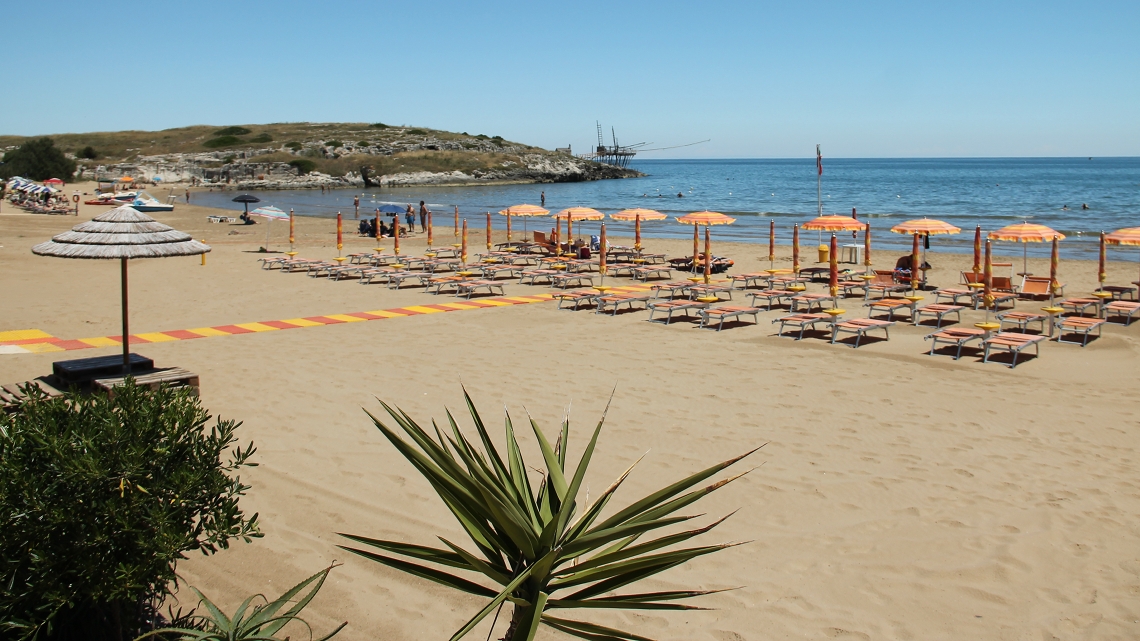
[121,257,130,374]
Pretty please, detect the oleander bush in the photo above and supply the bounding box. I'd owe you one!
[0,382,260,641]
[341,391,758,641]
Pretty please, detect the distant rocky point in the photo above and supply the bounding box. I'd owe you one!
[0,123,643,189]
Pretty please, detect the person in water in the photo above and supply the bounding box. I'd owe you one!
[1061,205,1070,210]
[1082,203,1090,210]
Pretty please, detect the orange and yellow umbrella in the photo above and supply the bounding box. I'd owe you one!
[792,224,800,273]
[289,208,295,250]
[1050,235,1060,299]
[768,220,776,266]
[829,234,839,298]
[610,208,666,222]
[1106,227,1140,282]
[801,215,866,232]
[703,226,711,284]
[972,225,982,275]
[486,212,492,251]
[461,219,467,265]
[863,221,872,271]
[393,215,400,255]
[889,218,961,235]
[989,222,1065,275]
[555,207,605,222]
[426,211,433,247]
[1099,231,1107,288]
[499,203,549,241]
[677,210,736,226]
[336,213,343,257]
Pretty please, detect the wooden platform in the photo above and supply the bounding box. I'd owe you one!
[0,378,64,411]
[92,367,200,397]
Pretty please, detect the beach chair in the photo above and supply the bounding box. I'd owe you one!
[1102,285,1137,301]
[1055,317,1105,346]
[982,332,1046,367]
[552,273,594,289]
[924,327,986,360]
[606,263,639,277]
[977,291,1018,311]
[864,270,908,300]
[386,272,429,289]
[358,268,394,285]
[258,256,288,269]
[748,289,796,310]
[480,265,524,280]
[865,297,916,322]
[996,310,1047,333]
[425,276,465,294]
[650,281,693,299]
[455,280,504,299]
[1059,298,1101,317]
[838,279,868,297]
[347,252,374,264]
[790,293,836,313]
[647,300,705,324]
[1104,300,1140,326]
[283,259,328,273]
[1019,276,1060,300]
[531,231,557,254]
[595,293,651,316]
[912,303,964,328]
[553,290,599,311]
[934,287,975,306]
[772,313,833,340]
[688,284,732,301]
[831,318,894,347]
[730,273,769,290]
[770,275,809,290]
[698,305,761,331]
[633,266,672,281]
[640,253,668,264]
[519,269,559,285]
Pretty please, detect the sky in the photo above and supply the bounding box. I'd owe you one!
[5,1,1139,158]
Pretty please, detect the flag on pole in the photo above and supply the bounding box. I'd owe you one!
[816,144,823,176]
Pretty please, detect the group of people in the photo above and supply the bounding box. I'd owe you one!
[357,200,432,237]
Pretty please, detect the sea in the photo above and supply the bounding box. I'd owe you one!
[190,157,1140,260]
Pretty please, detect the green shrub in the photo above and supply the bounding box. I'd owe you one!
[248,133,273,143]
[289,158,317,175]
[369,123,389,129]
[203,136,242,149]
[213,126,251,136]
[406,129,427,136]
[473,134,489,140]
[356,140,372,147]
[0,382,260,641]
[285,141,303,151]
[79,146,98,160]
[223,155,236,163]
[324,140,343,149]
[0,138,77,181]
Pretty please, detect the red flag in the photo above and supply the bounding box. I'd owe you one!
[816,144,822,176]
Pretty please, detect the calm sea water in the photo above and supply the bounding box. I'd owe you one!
[192,158,1140,260]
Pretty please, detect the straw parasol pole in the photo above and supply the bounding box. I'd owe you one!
[792,224,800,274]
[32,205,209,373]
[910,232,920,292]
[973,225,982,277]
[1098,231,1107,291]
[486,212,492,251]
[864,222,872,275]
[427,211,433,248]
[599,223,607,284]
[461,219,468,265]
[829,234,839,298]
[768,220,775,270]
[703,227,712,285]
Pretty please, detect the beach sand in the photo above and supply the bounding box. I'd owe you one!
[3,187,1140,640]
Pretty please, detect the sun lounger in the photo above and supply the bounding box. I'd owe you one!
[838,280,867,297]
[647,300,705,324]
[773,313,833,340]
[912,303,964,328]
[283,259,327,273]
[1056,316,1105,346]
[553,290,599,310]
[347,252,375,264]
[428,247,460,258]
[0,378,63,412]
[687,284,732,301]
[1102,285,1137,301]
[864,270,908,299]
[258,256,288,269]
[865,297,916,321]
[519,269,559,285]
[934,287,975,306]
[831,318,894,347]
[311,264,352,279]
[699,305,761,331]
[651,282,694,299]
[1103,300,1140,326]
[639,253,667,264]
[770,275,809,290]
[790,293,836,313]
[606,263,639,277]
[924,327,986,359]
[552,273,594,289]
[455,280,504,299]
[633,266,672,281]
[995,310,1047,333]
[1019,276,1060,300]
[730,273,769,290]
[1059,298,1101,317]
[386,272,430,289]
[426,276,465,294]
[983,332,1046,367]
[748,289,796,310]
[423,258,462,273]
[480,265,524,280]
[595,293,651,316]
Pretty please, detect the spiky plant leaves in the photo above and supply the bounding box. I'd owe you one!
[339,390,761,641]
[136,564,345,641]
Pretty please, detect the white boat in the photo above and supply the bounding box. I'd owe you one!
[128,191,175,212]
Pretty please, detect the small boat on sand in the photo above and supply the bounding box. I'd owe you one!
[128,191,175,212]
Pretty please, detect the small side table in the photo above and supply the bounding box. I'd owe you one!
[1041,306,1064,337]
[823,308,845,324]
[974,321,1001,339]
[1092,290,1113,317]
[333,256,347,264]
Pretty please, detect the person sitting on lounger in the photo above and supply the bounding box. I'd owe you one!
[894,255,930,280]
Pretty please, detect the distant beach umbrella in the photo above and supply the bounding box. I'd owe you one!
[989,222,1065,276]
[31,205,209,373]
[889,218,961,236]
[1099,231,1107,290]
[248,205,288,252]
[973,225,982,276]
[232,193,260,214]
[499,203,548,237]
[677,211,736,272]
[377,204,405,214]
[1105,227,1140,283]
[801,214,865,232]
[611,208,665,222]
[792,224,800,273]
[829,234,839,298]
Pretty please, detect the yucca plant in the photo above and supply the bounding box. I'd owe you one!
[339,392,759,641]
[136,565,346,641]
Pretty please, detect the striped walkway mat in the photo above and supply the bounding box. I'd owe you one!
[0,283,655,355]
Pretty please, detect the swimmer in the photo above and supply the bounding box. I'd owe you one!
[677,192,684,198]
[1082,203,1089,210]
[1061,205,1070,211]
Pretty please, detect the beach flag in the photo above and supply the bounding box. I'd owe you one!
[816,144,823,176]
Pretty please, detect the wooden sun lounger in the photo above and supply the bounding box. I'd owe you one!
[772,313,832,340]
[996,311,1047,333]
[1104,300,1140,326]
[865,297,917,321]
[699,305,761,331]
[983,332,1046,367]
[924,327,986,360]
[1059,298,1101,317]
[912,303,964,328]
[455,280,504,299]
[790,293,836,313]
[831,318,894,347]
[595,293,651,316]
[553,290,599,310]
[93,367,200,397]
[647,300,705,324]
[633,266,672,281]
[552,273,594,289]
[749,289,796,310]
[650,282,693,299]
[1056,317,1105,346]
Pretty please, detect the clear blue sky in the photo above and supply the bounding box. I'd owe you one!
[6,1,1138,158]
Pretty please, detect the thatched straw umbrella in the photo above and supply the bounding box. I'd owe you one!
[32,205,210,373]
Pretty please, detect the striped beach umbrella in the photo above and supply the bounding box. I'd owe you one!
[461,219,467,265]
[1050,235,1060,300]
[393,215,400,255]
[374,210,381,249]
[983,239,994,311]
[889,218,961,235]
[486,212,492,251]
[677,211,736,273]
[505,212,511,242]
[910,233,920,291]
[691,224,699,269]
[500,203,549,237]
[829,234,839,298]
[336,213,343,257]
[289,208,295,252]
[249,205,288,252]
[989,222,1066,276]
[427,210,433,247]
[792,224,800,273]
[703,226,711,285]
[454,205,459,238]
[600,223,607,281]
[801,214,866,232]
[1105,227,1140,283]
[1099,231,1107,290]
[768,220,775,268]
[863,221,872,273]
[973,225,982,276]
[612,209,665,251]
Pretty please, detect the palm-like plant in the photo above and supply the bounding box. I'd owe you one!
[339,392,759,641]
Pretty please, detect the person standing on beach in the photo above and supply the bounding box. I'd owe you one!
[419,200,430,232]
[185,188,190,204]
[405,205,416,232]
[354,195,360,219]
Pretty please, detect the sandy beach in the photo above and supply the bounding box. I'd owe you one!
[3,187,1140,640]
